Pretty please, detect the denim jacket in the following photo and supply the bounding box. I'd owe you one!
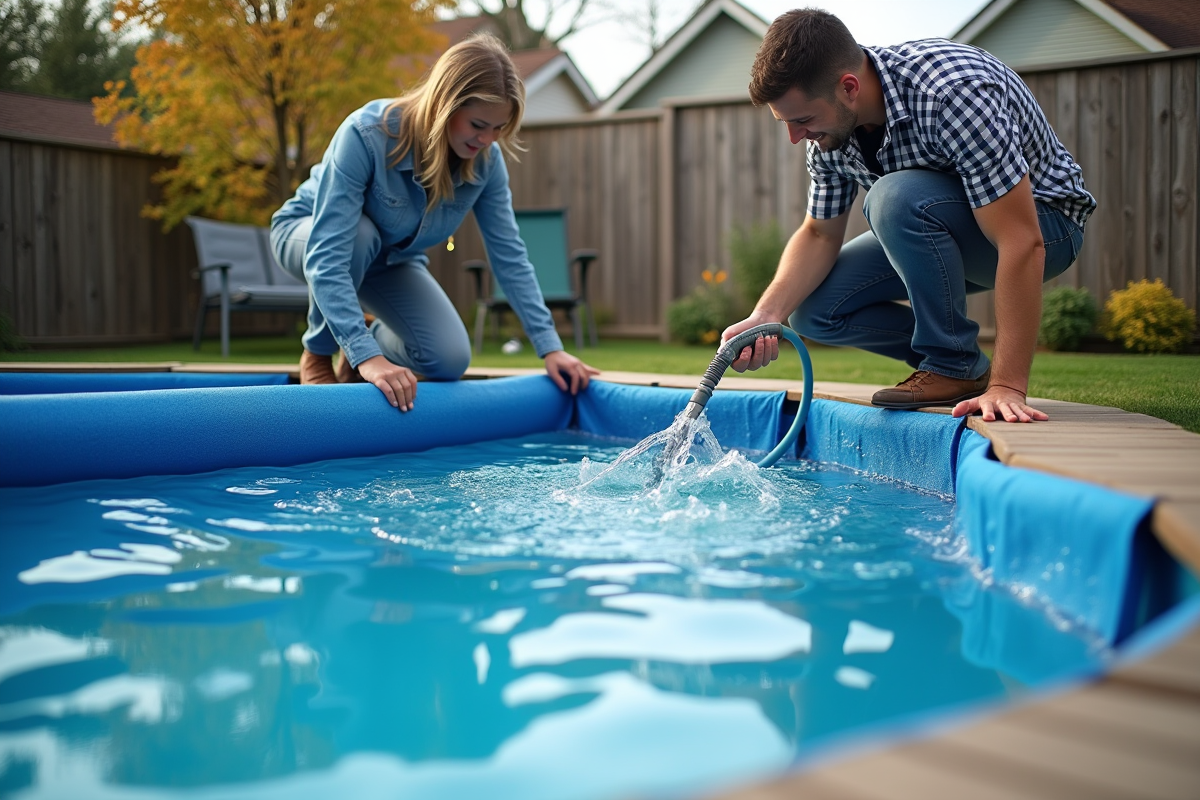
[272,99,563,366]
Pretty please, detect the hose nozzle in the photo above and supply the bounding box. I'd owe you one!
[684,323,783,417]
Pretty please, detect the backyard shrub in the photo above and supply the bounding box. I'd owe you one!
[1038,286,1097,351]
[0,309,25,353]
[728,221,786,314]
[1101,279,1196,354]
[667,269,735,345]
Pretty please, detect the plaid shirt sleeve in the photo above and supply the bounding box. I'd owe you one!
[806,143,859,220]
[936,81,1029,208]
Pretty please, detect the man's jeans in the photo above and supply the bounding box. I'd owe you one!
[791,170,1085,380]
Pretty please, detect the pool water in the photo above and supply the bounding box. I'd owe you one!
[0,427,1108,799]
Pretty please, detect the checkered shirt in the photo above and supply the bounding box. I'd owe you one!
[807,39,1096,229]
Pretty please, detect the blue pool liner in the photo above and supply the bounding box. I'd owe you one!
[0,374,1186,650]
[800,399,963,495]
[0,370,290,394]
[575,380,785,454]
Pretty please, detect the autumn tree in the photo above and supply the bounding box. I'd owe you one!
[456,0,600,50]
[95,0,445,228]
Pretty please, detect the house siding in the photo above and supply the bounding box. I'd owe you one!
[524,74,591,121]
[621,13,762,110]
[966,0,1148,68]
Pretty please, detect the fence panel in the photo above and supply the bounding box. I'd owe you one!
[3,51,1197,345]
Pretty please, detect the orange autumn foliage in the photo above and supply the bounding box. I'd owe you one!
[95,0,448,228]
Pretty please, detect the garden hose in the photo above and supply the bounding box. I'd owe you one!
[682,323,814,468]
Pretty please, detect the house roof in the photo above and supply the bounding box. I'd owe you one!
[596,0,768,115]
[0,90,122,149]
[1104,0,1200,49]
[420,16,598,108]
[954,0,1200,53]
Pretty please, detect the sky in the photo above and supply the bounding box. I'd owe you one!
[558,0,993,99]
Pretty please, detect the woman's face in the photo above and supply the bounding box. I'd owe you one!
[447,100,512,160]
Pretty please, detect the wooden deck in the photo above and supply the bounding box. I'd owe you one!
[5,360,1199,798]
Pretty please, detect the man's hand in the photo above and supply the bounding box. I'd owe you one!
[544,350,600,394]
[721,314,780,372]
[358,355,418,411]
[952,384,1049,423]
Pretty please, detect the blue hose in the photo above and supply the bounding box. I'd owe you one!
[681,323,813,468]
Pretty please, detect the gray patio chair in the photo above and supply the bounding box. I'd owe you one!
[186,216,310,358]
[464,208,598,354]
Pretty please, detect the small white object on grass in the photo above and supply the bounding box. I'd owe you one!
[502,338,522,354]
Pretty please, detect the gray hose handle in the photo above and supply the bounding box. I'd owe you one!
[685,323,783,416]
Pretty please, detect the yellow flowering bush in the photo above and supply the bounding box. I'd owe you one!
[667,269,734,345]
[1101,279,1196,354]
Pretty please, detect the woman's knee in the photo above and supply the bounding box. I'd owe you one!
[417,336,471,381]
[350,216,383,273]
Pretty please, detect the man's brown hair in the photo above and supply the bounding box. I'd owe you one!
[749,9,863,106]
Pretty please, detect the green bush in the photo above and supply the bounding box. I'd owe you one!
[728,221,786,314]
[667,269,735,345]
[1102,279,1196,354]
[0,309,26,353]
[1038,286,1096,351]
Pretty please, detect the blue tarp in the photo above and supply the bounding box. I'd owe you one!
[0,376,572,487]
[0,371,290,394]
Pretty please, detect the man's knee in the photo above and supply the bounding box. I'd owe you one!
[862,171,921,231]
[788,303,837,342]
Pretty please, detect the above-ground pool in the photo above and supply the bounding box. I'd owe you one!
[0,375,1195,799]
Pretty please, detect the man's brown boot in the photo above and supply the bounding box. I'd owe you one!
[335,352,365,383]
[871,367,991,409]
[299,350,337,384]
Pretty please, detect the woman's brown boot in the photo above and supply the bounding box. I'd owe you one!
[335,352,365,383]
[299,350,337,384]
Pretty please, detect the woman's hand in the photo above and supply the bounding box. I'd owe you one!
[544,350,600,395]
[357,355,418,411]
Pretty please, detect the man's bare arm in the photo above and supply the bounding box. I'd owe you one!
[723,211,850,371]
[953,174,1048,423]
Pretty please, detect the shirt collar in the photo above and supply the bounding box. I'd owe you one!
[395,147,487,188]
[864,46,912,128]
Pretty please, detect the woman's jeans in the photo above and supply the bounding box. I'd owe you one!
[791,170,1085,380]
[273,214,471,380]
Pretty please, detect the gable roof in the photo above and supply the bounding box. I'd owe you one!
[423,16,597,107]
[0,90,122,150]
[596,0,768,115]
[954,0,1200,53]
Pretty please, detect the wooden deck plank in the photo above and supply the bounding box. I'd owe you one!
[792,748,1043,800]
[1033,684,1200,750]
[934,712,1200,800]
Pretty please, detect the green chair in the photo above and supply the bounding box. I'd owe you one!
[465,208,598,353]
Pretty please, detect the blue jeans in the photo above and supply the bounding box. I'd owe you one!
[274,214,471,380]
[791,170,1085,380]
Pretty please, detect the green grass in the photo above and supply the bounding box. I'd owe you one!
[5,336,1198,432]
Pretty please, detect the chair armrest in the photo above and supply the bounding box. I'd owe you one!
[570,249,598,301]
[191,262,231,280]
[464,259,488,300]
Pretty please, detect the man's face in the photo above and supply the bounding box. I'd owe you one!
[768,86,858,152]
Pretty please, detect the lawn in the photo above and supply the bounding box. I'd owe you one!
[4,336,1198,433]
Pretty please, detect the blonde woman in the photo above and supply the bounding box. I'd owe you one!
[271,34,598,411]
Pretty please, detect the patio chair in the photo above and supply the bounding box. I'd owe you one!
[187,216,310,358]
[464,208,598,354]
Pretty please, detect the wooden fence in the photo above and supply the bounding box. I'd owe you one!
[2,48,1197,345]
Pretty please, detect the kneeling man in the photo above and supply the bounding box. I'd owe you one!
[724,9,1094,423]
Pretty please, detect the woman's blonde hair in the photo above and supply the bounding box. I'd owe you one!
[385,34,525,210]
